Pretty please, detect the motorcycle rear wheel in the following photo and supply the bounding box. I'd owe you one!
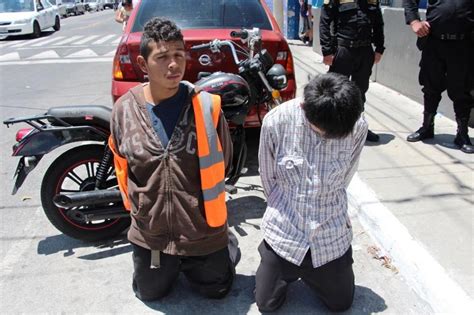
[41,145,130,242]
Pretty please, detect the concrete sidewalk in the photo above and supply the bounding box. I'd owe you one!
[289,40,473,313]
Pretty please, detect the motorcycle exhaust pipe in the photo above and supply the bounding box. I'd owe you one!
[53,190,122,208]
[68,206,129,223]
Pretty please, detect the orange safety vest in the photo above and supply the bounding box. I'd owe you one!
[108,91,227,227]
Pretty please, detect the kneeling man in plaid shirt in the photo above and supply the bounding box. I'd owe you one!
[256,73,368,312]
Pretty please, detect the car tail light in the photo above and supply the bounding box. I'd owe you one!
[16,128,32,142]
[113,36,139,81]
[275,42,294,77]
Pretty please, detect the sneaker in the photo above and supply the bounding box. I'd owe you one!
[366,129,380,142]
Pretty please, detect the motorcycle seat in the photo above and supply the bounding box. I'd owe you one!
[47,105,111,131]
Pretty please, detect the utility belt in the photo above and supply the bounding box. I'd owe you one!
[337,38,372,48]
[431,33,468,41]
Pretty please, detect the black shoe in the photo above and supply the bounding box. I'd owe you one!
[406,126,434,142]
[366,129,380,142]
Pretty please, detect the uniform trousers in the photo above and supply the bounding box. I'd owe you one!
[255,241,355,313]
[131,242,234,301]
[329,45,375,106]
[419,37,473,119]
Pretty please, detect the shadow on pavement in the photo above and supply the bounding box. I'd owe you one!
[227,195,266,237]
[37,233,130,259]
[138,275,386,314]
[364,133,395,147]
[142,273,256,314]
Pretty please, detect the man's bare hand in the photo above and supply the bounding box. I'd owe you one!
[323,55,334,66]
[374,52,383,64]
[410,20,430,37]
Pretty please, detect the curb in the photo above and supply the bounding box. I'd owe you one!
[348,174,474,314]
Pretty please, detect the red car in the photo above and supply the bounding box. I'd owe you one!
[111,0,296,127]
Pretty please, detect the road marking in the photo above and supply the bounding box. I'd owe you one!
[0,57,113,65]
[103,49,116,57]
[348,174,473,313]
[66,49,98,58]
[9,36,46,48]
[0,52,20,61]
[52,35,83,46]
[26,50,60,59]
[0,207,42,276]
[0,40,26,48]
[92,34,116,45]
[111,36,121,45]
[73,35,100,45]
[31,36,66,47]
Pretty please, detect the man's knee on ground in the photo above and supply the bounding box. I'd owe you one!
[324,294,354,312]
[256,294,286,313]
[133,280,173,302]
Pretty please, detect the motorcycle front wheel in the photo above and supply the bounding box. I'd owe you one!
[41,145,130,242]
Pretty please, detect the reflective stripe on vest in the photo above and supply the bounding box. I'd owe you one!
[192,92,227,227]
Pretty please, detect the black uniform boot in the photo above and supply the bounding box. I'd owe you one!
[407,112,436,142]
[454,117,474,154]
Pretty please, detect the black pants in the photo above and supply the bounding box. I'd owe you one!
[255,241,355,313]
[131,242,234,301]
[419,37,473,119]
[329,45,375,106]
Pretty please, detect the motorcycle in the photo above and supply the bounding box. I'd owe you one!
[3,28,288,242]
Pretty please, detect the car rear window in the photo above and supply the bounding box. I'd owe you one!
[131,0,273,32]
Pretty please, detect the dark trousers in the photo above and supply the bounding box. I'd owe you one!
[255,241,355,313]
[329,45,375,106]
[131,242,234,301]
[419,37,473,119]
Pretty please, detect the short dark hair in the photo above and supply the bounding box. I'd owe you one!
[302,73,363,139]
[140,18,184,61]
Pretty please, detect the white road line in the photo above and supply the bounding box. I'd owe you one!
[0,207,42,276]
[52,35,83,46]
[0,52,20,61]
[0,40,26,48]
[9,36,47,48]
[0,57,113,65]
[26,50,60,59]
[103,49,117,57]
[31,36,66,47]
[66,49,98,58]
[92,34,116,45]
[347,174,473,313]
[111,36,122,45]
[73,35,100,45]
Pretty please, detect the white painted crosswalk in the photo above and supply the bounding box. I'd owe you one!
[0,34,122,64]
[0,34,122,49]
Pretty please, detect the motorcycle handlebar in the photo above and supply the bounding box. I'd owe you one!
[190,43,211,51]
[230,30,248,40]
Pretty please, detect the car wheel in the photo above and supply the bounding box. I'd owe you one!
[31,21,41,38]
[53,16,60,31]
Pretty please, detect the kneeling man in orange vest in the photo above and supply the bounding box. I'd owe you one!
[109,17,234,301]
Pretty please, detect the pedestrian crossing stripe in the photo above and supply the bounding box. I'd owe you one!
[0,49,116,62]
[0,34,122,48]
[0,52,20,61]
[74,35,100,45]
[67,49,98,58]
[31,36,66,47]
[26,50,60,59]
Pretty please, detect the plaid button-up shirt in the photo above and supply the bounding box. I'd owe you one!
[258,98,368,267]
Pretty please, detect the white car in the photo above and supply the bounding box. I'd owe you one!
[0,0,60,39]
[87,0,104,12]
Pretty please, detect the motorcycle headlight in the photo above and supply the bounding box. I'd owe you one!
[14,18,31,24]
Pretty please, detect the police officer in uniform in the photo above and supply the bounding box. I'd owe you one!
[320,0,385,142]
[404,0,474,154]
